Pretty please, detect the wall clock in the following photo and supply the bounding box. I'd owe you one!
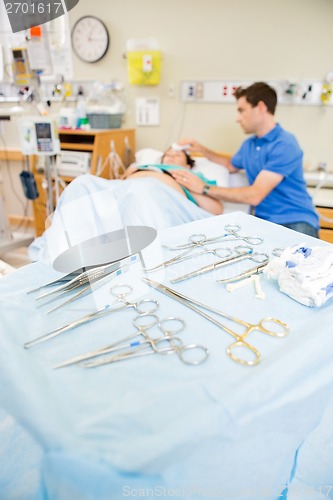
[71,16,110,63]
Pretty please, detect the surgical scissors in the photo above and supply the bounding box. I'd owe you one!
[24,283,159,349]
[163,224,263,251]
[81,315,209,368]
[142,278,289,366]
[171,245,269,283]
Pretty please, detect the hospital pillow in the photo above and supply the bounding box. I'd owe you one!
[192,156,230,187]
[135,148,163,165]
[134,148,230,187]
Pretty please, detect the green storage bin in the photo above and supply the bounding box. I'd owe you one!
[87,113,123,129]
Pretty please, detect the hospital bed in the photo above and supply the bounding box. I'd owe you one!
[28,148,250,264]
[1,211,333,499]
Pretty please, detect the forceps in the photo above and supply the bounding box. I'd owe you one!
[143,278,289,366]
[37,258,136,315]
[32,261,128,300]
[24,283,159,349]
[27,255,137,295]
[171,245,269,283]
[163,224,263,251]
[81,315,209,368]
[40,267,126,315]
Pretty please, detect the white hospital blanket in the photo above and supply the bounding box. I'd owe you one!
[28,175,214,265]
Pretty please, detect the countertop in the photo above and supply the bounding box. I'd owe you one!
[307,187,333,208]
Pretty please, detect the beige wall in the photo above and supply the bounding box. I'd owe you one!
[1,0,333,220]
[69,0,333,168]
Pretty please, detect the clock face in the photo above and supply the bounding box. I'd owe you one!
[71,16,110,63]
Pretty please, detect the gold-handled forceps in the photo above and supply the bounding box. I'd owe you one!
[142,278,289,366]
[24,283,159,349]
[171,245,269,283]
[163,224,263,251]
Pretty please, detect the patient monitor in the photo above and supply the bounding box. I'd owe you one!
[19,117,60,156]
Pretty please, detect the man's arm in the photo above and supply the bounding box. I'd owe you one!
[189,193,223,215]
[178,138,238,173]
[171,169,283,206]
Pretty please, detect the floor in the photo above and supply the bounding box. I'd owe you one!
[0,230,34,276]
[1,245,31,268]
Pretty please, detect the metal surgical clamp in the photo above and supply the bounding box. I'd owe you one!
[143,278,289,367]
[216,260,269,284]
[54,315,209,369]
[144,243,233,272]
[163,224,263,251]
[171,246,269,283]
[81,316,209,368]
[24,283,159,349]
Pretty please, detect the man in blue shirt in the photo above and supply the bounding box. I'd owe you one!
[173,82,319,237]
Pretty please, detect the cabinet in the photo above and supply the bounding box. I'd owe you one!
[317,207,333,243]
[32,128,135,236]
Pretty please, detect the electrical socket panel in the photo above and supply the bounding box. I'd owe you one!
[180,80,249,103]
[180,80,333,106]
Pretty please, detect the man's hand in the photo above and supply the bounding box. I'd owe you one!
[178,138,206,155]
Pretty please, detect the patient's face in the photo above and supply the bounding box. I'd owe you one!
[161,149,189,168]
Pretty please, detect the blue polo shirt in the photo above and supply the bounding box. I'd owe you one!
[231,124,319,229]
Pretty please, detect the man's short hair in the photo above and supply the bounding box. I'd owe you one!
[235,82,277,115]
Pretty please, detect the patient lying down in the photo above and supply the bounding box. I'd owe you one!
[122,146,223,215]
[28,147,222,263]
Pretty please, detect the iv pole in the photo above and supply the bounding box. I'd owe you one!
[0,115,34,258]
